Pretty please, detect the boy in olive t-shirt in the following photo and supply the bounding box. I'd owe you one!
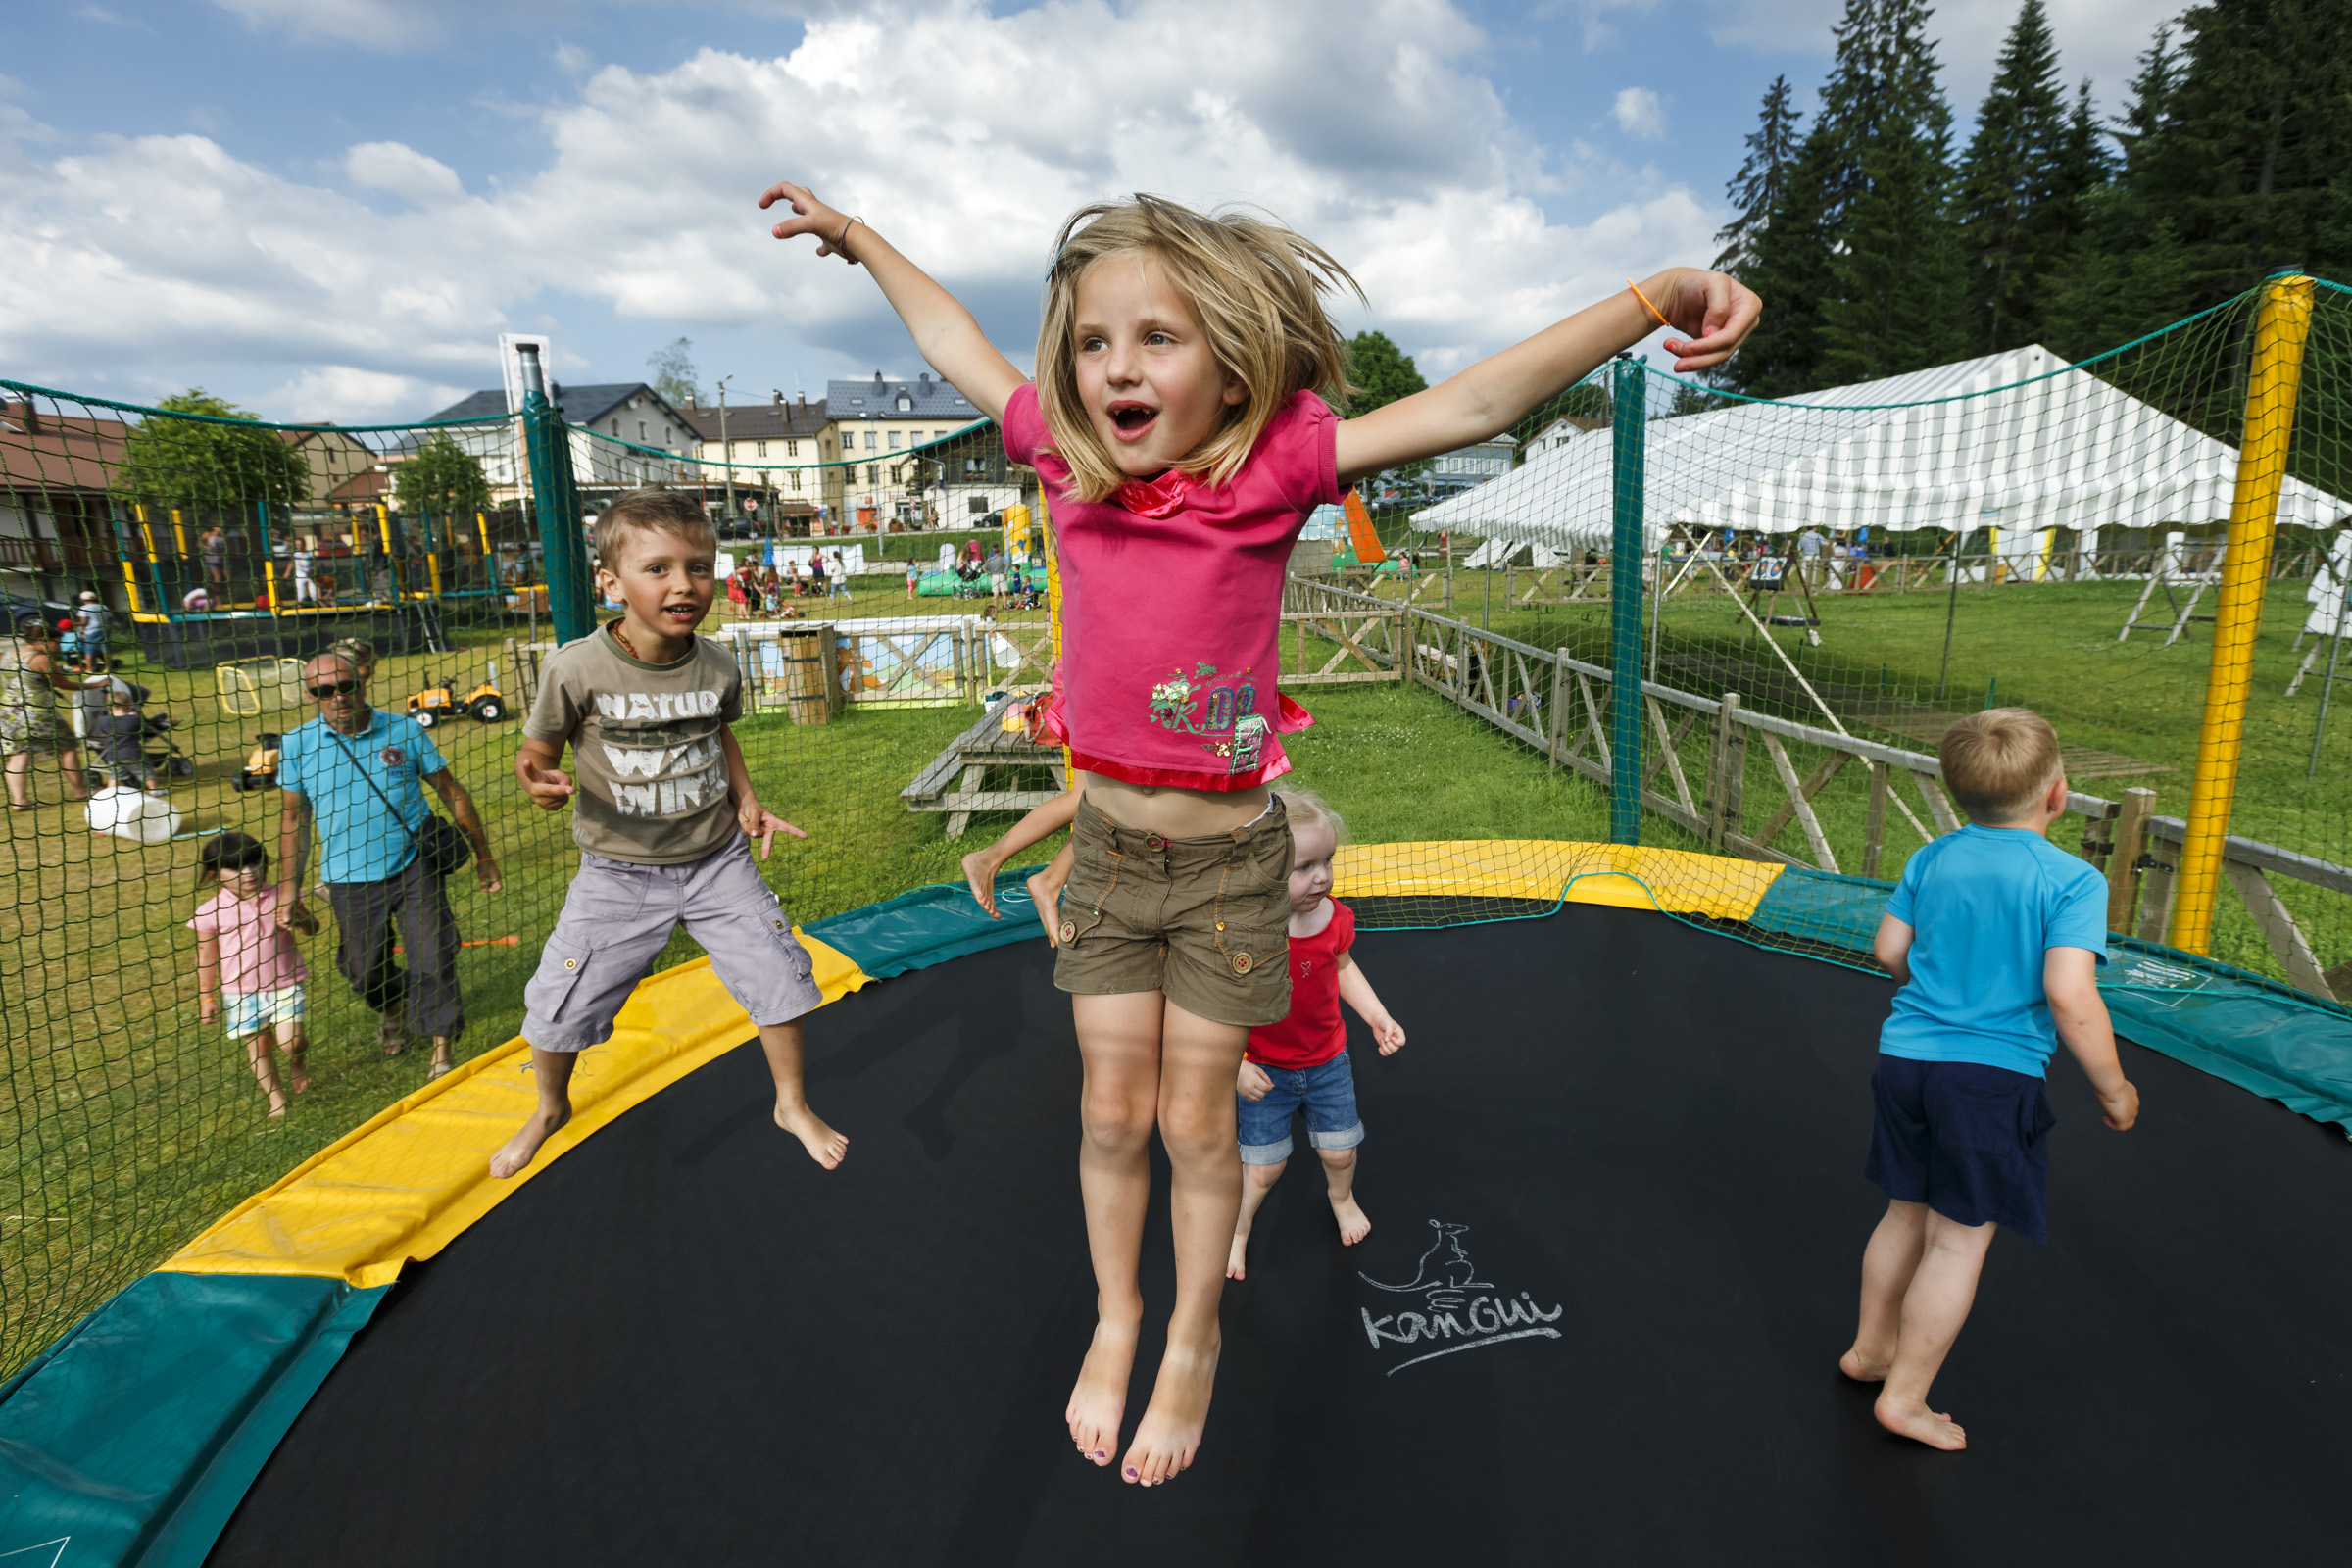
[491,488,846,1180]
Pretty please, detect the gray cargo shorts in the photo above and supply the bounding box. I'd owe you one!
[521,832,823,1054]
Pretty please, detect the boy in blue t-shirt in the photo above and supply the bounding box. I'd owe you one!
[1841,707,2139,1451]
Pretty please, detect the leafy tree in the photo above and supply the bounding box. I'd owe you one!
[1813,0,1970,384]
[114,389,309,514]
[394,433,492,518]
[1957,0,2095,353]
[1714,74,1803,277]
[648,336,703,407]
[1344,330,1428,416]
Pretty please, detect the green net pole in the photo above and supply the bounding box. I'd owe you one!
[1608,353,1646,844]
[517,345,593,644]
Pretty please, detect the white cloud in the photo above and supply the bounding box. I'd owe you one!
[210,0,433,50]
[1,0,1729,416]
[268,366,468,422]
[1612,86,1665,139]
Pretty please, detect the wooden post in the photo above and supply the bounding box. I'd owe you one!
[1862,760,1889,879]
[2106,786,2155,933]
[1710,692,1745,849]
[1548,650,1565,770]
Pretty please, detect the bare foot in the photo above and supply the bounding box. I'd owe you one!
[1121,1334,1221,1486]
[489,1105,571,1179]
[961,850,1001,916]
[1875,1392,1968,1450]
[267,1091,288,1118]
[1027,869,1061,947]
[285,1054,311,1095]
[1839,1346,1891,1383]
[775,1100,848,1168]
[1066,1317,1138,1467]
[1226,1230,1250,1281]
[1331,1194,1371,1247]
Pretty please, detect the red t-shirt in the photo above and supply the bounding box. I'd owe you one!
[1000,382,1338,790]
[1247,899,1356,1070]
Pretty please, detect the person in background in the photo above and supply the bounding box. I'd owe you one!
[906,558,921,600]
[985,544,1009,610]
[190,831,316,1118]
[290,543,320,606]
[88,679,169,790]
[201,524,229,590]
[74,592,108,672]
[2,614,100,810]
[828,548,853,600]
[275,650,501,1080]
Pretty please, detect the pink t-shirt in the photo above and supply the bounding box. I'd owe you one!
[187,886,309,994]
[1001,382,1341,789]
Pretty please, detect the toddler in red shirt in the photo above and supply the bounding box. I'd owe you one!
[1227,792,1403,1281]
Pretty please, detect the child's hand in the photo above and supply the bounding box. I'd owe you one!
[517,755,574,810]
[1370,1016,1406,1055]
[199,996,218,1025]
[741,801,808,859]
[286,899,318,937]
[2097,1080,2140,1131]
[1237,1060,1273,1102]
[759,181,858,263]
[1647,268,1764,372]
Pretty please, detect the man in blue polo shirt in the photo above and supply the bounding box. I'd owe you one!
[274,650,501,1079]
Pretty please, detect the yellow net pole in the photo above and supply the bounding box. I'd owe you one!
[1042,481,1070,784]
[2171,274,2317,955]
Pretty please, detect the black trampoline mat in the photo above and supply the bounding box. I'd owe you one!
[208,906,2352,1567]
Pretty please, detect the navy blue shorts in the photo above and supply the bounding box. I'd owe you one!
[1865,1054,2056,1243]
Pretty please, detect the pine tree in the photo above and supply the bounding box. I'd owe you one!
[1715,75,1834,398]
[1956,0,2075,353]
[1714,75,1803,276]
[1813,0,1969,383]
[2043,23,2190,357]
[2113,22,2180,172]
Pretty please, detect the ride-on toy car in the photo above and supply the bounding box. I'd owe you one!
[231,732,281,793]
[406,681,508,728]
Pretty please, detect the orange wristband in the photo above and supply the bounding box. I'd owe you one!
[1627,277,1673,331]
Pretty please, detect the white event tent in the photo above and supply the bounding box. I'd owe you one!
[1411,345,2350,561]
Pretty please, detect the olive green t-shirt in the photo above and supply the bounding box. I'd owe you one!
[523,626,744,864]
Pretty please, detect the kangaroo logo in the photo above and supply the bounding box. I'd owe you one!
[1356,1220,1562,1377]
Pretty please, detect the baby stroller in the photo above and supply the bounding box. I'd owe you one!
[79,679,194,792]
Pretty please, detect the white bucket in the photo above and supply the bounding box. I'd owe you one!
[85,785,182,843]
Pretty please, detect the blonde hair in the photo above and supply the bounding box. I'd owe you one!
[597,487,715,567]
[1940,708,2064,822]
[1036,195,1362,503]
[1278,787,1348,847]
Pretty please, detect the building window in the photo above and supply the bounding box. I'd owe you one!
[638,421,647,441]
[786,440,799,458]
[863,430,877,452]
[612,420,620,437]
[889,431,902,450]
[756,441,767,458]
[791,470,801,492]
[865,465,877,484]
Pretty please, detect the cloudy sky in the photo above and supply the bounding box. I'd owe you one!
[0,0,2180,425]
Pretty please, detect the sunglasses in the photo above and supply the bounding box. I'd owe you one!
[308,680,362,699]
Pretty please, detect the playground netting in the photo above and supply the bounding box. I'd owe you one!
[3,275,2350,1385]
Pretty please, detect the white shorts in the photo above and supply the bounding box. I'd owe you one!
[224,985,306,1040]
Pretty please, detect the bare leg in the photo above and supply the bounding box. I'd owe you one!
[1123,999,1249,1486]
[1227,1157,1285,1280]
[489,1047,576,1178]
[1874,1207,1995,1450]
[59,746,86,800]
[280,1023,310,1094]
[1066,991,1164,1467]
[1841,1199,1926,1383]
[6,752,30,808]
[960,845,1004,917]
[246,1027,288,1117]
[760,1019,847,1168]
[1318,1147,1370,1246]
[427,1034,454,1080]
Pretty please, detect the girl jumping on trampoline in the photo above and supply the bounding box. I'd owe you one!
[761,176,1757,1487]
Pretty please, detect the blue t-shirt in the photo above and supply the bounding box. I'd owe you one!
[1880,823,2110,1077]
[277,709,446,885]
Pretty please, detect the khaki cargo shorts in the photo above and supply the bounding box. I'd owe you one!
[1053,796,1295,1028]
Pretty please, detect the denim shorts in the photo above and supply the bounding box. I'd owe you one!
[1865,1054,2056,1243]
[522,833,823,1053]
[1237,1050,1364,1165]
[222,985,305,1041]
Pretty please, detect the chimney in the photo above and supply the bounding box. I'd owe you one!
[799,391,808,409]
[872,370,884,391]
[919,371,931,391]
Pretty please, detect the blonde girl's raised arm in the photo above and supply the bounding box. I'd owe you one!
[760,180,1029,424]
[1333,268,1761,486]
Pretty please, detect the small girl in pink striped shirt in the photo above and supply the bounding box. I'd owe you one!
[762,178,1759,1487]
